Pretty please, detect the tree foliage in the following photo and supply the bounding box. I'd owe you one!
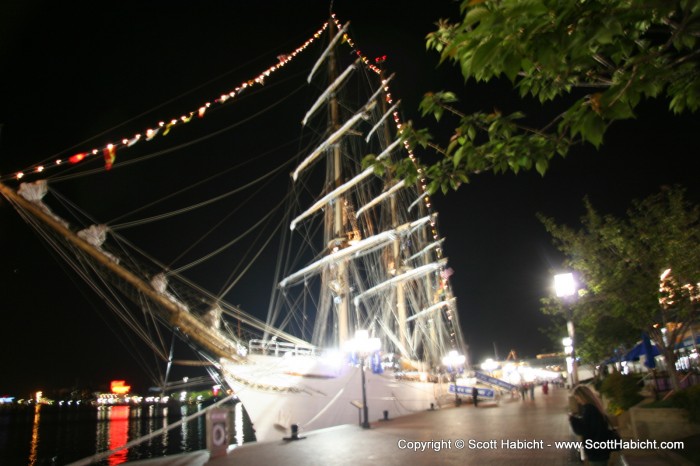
[398,0,700,194]
[539,187,700,389]
[540,300,639,365]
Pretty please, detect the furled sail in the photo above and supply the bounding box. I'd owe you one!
[291,104,374,181]
[280,215,434,288]
[290,137,403,230]
[352,258,449,308]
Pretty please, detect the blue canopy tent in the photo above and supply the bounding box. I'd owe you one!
[603,352,623,365]
[641,332,657,369]
[623,334,660,368]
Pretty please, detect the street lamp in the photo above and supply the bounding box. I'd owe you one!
[442,350,466,406]
[554,272,578,387]
[347,330,381,428]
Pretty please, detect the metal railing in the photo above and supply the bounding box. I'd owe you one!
[248,339,316,357]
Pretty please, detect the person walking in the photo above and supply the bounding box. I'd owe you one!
[568,384,614,465]
[472,386,479,407]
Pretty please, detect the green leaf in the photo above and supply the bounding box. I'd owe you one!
[426,180,439,195]
[441,181,450,194]
[603,99,635,120]
[595,27,615,45]
[502,52,522,82]
[535,158,548,176]
[453,145,466,168]
[374,162,386,177]
[361,154,376,169]
[467,125,477,141]
[580,112,606,148]
[468,38,501,79]
[464,6,489,27]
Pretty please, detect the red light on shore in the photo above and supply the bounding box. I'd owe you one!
[110,380,131,395]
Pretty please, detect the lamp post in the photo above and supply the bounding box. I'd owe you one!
[554,272,578,387]
[442,350,466,406]
[562,336,574,387]
[348,330,381,428]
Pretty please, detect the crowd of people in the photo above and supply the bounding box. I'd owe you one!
[515,379,560,400]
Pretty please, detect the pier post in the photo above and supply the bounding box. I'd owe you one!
[206,408,230,458]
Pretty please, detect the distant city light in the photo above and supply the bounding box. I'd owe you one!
[480,358,499,372]
[110,380,131,395]
[442,350,466,368]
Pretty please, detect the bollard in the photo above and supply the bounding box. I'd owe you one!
[284,423,305,441]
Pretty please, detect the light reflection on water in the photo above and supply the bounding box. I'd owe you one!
[107,406,130,465]
[28,405,41,466]
[0,401,252,466]
[179,405,188,454]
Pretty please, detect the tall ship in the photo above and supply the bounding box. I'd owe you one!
[0,13,466,443]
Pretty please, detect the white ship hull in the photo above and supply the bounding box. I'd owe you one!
[221,354,449,442]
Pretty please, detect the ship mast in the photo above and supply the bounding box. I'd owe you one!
[378,68,409,356]
[326,18,349,346]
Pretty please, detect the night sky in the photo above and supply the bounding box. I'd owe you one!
[1,1,698,398]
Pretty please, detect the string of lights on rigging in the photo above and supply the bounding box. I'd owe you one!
[7,14,458,346]
[6,20,331,182]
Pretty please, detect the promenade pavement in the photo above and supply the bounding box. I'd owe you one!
[132,384,695,466]
[207,385,584,466]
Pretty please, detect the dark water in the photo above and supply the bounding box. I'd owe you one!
[0,402,252,465]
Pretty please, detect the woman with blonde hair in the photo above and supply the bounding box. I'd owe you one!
[568,384,614,465]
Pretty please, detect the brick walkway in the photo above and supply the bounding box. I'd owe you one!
[206,385,584,466]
